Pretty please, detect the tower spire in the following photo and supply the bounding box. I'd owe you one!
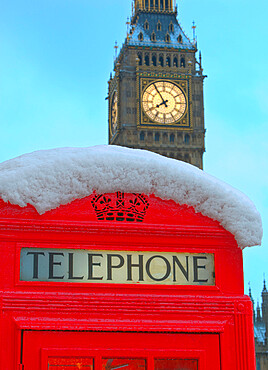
[248,282,253,299]
[126,17,130,36]
[263,274,267,292]
[114,41,119,61]
[192,21,196,43]
[256,301,261,322]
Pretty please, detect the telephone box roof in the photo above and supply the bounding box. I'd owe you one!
[0,145,262,249]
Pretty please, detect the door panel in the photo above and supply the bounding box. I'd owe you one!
[48,358,94,369]
[102,359,146,369]
[154,359,198,370]
[23,331,220,370]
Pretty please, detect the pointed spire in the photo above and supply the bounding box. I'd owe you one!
[263,274,267,292]
[256,300,261,322]
[126,17,130,35]
[175,0,178,14]
[199,51,203,73]
[132,0,134,17]
[114,41,119,61]
[249,282,253,299]
[192,21,196,42]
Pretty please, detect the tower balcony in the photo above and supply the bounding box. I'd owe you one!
[135,0,176,14]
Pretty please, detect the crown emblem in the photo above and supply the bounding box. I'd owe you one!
[91,192,149,222]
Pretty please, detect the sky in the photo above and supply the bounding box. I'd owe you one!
[0,0,267,302]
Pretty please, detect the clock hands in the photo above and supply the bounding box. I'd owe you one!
[154,83,168,108]
[156,100,168,108]
[142,81,186,124]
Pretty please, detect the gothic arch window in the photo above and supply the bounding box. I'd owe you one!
[166,56,171,67]
[170,133,175,143]
[137,53,142,65]
[145,54,150,66]
[155,133,160,142]
[169,22,174,33]
[144,20,149,30]
[159,54,164,67]
[165,33,171,43]
[151,32,156,42]
[152,54,157,66]
[180,56,185,67]
[185,134,190,144]
[140,132,145,141]
[138,32,144,41]
[178,35,183,43]
[173,56,178,67]
[157,21,162,31]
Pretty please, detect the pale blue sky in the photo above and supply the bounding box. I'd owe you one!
[0,0,267,301]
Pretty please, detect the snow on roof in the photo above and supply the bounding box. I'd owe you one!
[0,145,262,249]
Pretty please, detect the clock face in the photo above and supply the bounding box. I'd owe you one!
[111,91,118,134]
[142,81,187,124]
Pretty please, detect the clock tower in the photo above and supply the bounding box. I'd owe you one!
[108,0,206,169]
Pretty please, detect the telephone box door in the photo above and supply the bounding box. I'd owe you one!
[22,331,221,370]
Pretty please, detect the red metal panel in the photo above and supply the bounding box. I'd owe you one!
[154,359,198,369]
[48,357,93,369]
[0,192,256,369]
[23,331,220,370]
[101,359,146,370]
[0,194,227,226]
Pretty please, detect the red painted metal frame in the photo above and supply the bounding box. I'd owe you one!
[0,194,256,369]
[23,331,219,370]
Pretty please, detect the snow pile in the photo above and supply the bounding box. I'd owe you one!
[0,145,262,249]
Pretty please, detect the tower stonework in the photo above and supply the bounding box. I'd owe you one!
[108,0,206,169]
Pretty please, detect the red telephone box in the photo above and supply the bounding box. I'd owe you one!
[0,147,262,370]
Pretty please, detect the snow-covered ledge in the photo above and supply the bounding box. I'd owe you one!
[0,145,263,249]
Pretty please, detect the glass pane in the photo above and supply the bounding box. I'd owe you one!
[102,358,146,370]
[48,357,94,369]
[154,359,198,370]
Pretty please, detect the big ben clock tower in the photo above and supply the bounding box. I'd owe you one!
[108,0,206,169]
